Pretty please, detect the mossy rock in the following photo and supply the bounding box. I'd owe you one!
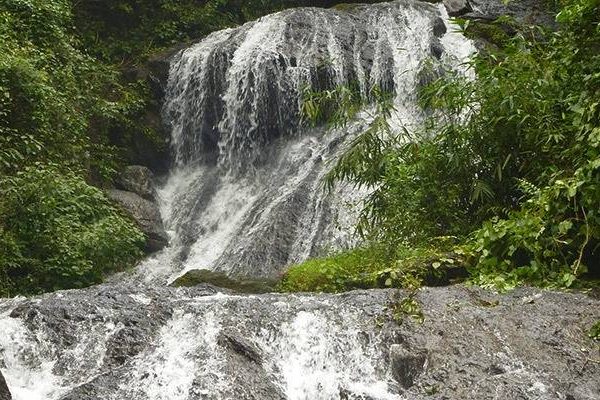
[464,19,515,49]
[170,269,277,294]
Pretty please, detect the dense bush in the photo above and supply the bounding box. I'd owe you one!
[0,0,155,295]
[285,0,600,292]
[0,166,144,296]
[0,0,152,181]
[279,242,465,293]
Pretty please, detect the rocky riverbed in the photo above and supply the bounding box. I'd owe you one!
[1,284,598,399]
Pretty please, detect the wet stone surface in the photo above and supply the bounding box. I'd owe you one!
[0,284,598,399]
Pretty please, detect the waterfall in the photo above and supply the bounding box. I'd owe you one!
[137,0,475,284]
[0,2,477,399]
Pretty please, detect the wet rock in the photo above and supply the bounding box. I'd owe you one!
[390,345,427,389]
[432,17,447,37]
[0,371,10,400]
[116,165,157,201]
[171,269,277,293]
[443,0,472,16]
[59,370,124,400]
[1,286,599,399]
[106,189,168,253]
[202,330,285,400]
[466,0,555,27]
[117,46,181,175]
[165,1,446,169]
[218,331,263,364]
[339,388,377,399]
[430,41,444,59]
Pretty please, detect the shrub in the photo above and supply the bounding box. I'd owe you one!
[319,0,600,290]
[0,166,144,295]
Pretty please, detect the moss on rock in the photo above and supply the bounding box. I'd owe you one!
[170,269,277,294]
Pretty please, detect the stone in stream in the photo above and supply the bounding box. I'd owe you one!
[106,189,169,253]
[0,371,10,400]
[170,269,277,293]
[443,0,472,16]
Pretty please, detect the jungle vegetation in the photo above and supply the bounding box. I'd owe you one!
[281,0,600,293]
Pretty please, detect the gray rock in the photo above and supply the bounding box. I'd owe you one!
[467,0,555,26]
[120,46,182,175]
[218,331,263,364]
[432,17,447,37]
[438,0,554,27]
[117,165,157,201]
[339,388,377,399]
[443,0,472,16]
[430,40,444,59]
[390,345,427,389]
[0,371,10,400]
[106,189,168,253]
[2,285,598,400]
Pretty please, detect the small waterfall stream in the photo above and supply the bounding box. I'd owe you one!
[0,2,477,399]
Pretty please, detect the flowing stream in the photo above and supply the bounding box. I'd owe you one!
[0,2,475,399]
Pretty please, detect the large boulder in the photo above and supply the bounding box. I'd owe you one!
[437,0,555,27]
[116,165,157,201]
[170,269,277,293]
[466,0,556,26]
[0,371,11,400]
[443,0,472,16]
[106,189,168,253]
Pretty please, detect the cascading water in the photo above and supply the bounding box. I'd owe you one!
[0,2,478,399]
[138,0,475,283]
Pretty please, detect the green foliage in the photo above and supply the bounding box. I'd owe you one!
[0,0,162,296]
[279,242,465,293]
[321,0,600,291]
[301,83,363,128]
[0,166,144,296]
[0,0,149,181]
[468,158,600,290]
[278,247,386,293]
[389,293,424,325]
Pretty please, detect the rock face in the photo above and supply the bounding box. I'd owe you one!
[443,0,472,16]
[106,189,168,253]
[466,0,555,26]
[117,165,158,201]
[0,285,598,399]
[0,371,10,400]
[148,0,478,281]
[119,47,185,175]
